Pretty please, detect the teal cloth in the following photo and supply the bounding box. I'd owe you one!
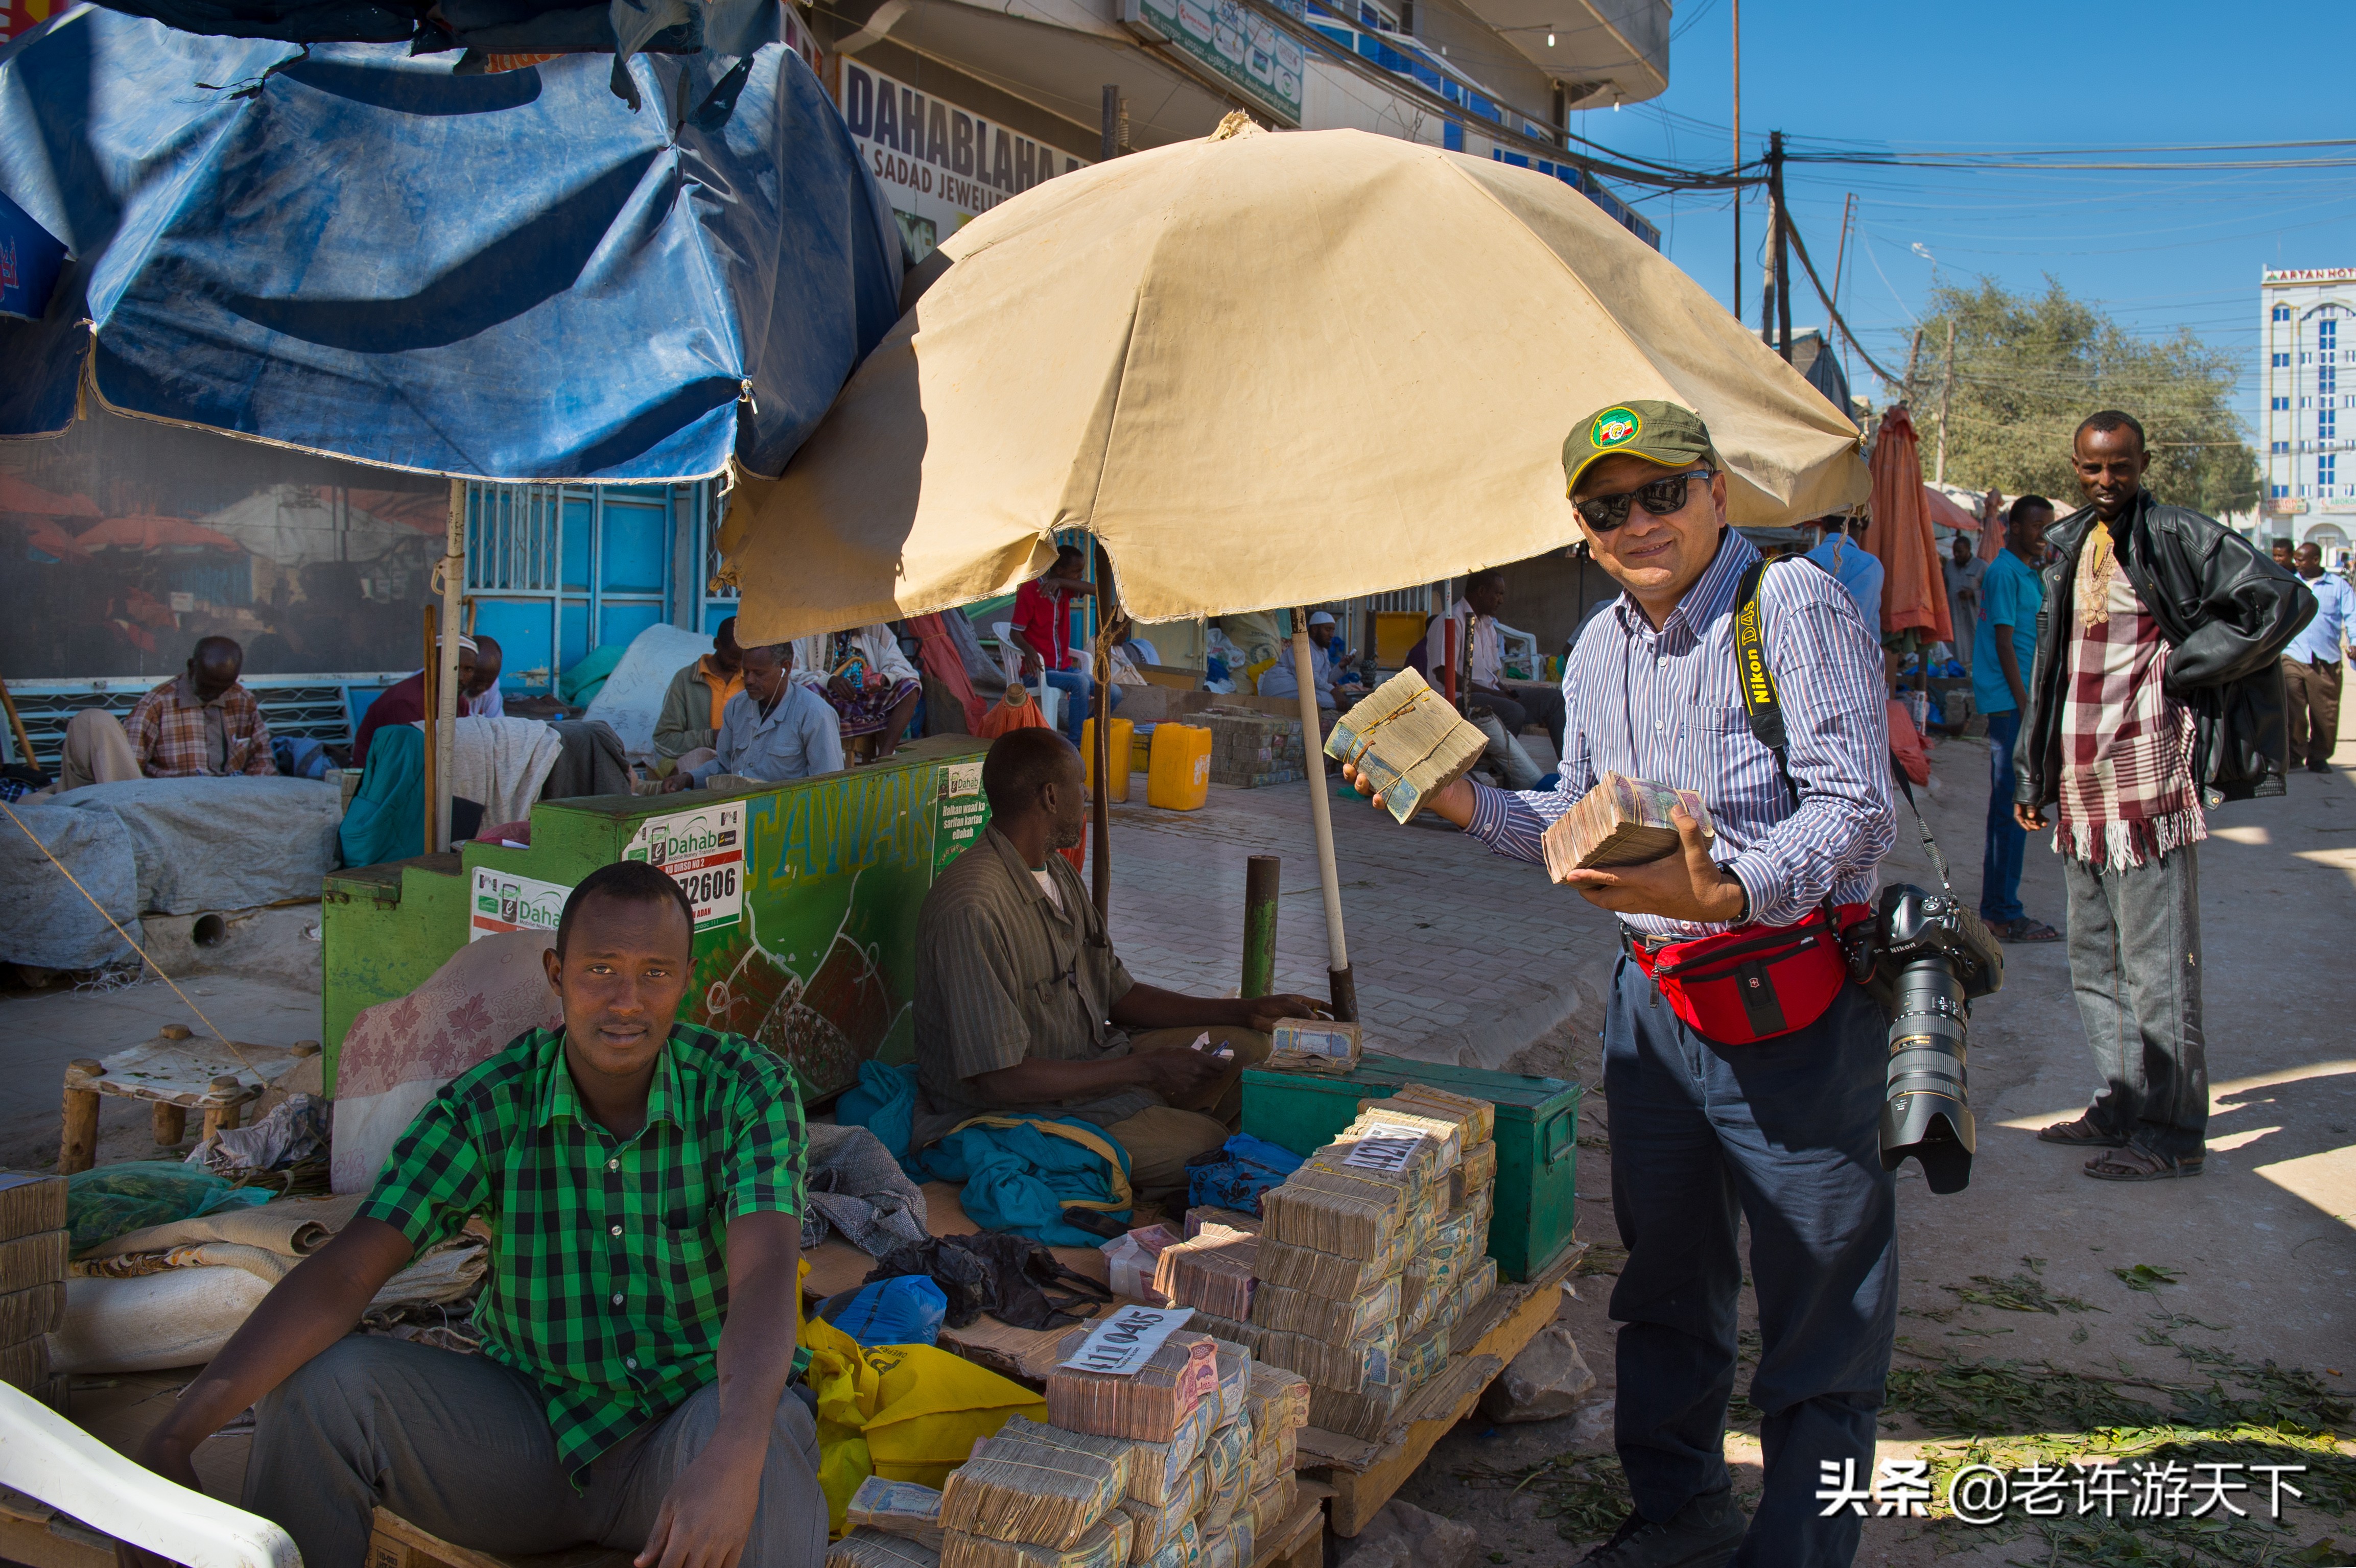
[837,1060,927,1184]
[918,1116,1130,1248]
[337,723,423,867]
[557,645,627,707]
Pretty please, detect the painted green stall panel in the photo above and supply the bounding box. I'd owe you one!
[1240,1054,1583,1282]
[321,738,991,1099]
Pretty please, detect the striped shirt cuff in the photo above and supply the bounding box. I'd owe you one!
[1465,782,1547,867]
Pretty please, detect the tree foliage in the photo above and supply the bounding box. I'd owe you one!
[1897,277,2259,518]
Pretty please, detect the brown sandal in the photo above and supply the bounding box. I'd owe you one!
[2083,1145,2204,1181]
[2038,1115,2126,1148]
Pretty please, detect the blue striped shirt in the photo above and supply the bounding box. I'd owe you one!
[1466,529,1895,939]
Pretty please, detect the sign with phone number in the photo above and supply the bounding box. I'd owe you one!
[624,802,746,933]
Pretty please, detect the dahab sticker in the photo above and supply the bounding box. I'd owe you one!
[624,802,745,932]
[468,868,572,942]
[1590,406,1641,448]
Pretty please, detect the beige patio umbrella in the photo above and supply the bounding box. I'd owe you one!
[728,117,1868,1016]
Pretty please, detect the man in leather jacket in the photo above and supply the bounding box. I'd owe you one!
[2014,411,2313,1181]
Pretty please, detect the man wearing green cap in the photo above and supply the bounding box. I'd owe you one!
[1348,399,1897,1568]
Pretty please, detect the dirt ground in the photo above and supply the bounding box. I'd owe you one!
[1388,712,2356,1566]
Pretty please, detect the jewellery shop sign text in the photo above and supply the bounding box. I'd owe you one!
[838,62,1089,252]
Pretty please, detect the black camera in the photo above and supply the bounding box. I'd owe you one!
[1846,885,2004,1194]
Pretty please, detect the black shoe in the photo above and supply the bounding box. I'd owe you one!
[1581,1490,1748,1567]
[2308,761,2334,774]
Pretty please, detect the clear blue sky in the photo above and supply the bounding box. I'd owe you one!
[1559,1,2356,440]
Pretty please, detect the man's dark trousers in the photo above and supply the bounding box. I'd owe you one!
[1472,684,1567,754]
[1978,709,2028,924]
[1607,957,1897,1568]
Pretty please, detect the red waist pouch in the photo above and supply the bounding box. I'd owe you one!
[1626,902,1872,1043]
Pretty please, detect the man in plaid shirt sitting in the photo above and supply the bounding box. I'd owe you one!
[127,862,825,1568]
[51,637,279,792]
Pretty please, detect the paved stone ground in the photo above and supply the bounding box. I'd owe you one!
[1097,770,1615,1071]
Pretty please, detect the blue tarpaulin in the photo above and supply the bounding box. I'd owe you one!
[0,5,902,481]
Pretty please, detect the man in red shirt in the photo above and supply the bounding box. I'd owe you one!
[1007,547,1119,744]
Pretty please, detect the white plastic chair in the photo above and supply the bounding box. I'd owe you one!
[1496,621,1541,678]
[0,1381,298,1568]
[991,620,1062,731]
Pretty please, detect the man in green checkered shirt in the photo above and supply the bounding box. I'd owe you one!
[128,862,825,1568]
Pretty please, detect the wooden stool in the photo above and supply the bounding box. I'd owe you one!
[57,1029,316,1175]
[367,1509,632,1568]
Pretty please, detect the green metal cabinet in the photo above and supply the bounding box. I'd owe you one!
[320,737,990,1098]
[1240,1054,1583,1282]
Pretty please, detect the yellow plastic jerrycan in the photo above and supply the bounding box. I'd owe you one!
[1081,717,1135,802]
[1147,722,1212,810]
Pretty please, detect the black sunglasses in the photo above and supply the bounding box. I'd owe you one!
[1575,467,1715,533]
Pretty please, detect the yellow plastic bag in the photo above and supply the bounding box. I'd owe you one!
[795,1261,1047,1534]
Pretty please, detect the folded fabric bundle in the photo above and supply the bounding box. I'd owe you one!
[81,1190,364,1261]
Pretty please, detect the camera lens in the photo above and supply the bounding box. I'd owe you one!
[1880,953,1974,1193]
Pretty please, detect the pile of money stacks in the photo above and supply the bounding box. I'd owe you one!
[1153,1224,1258,1322]
[1322,668,1488,824]
[1538,772,1716,877]
[0,1173,66,1412]
[1236,1088,1502,1441]
[1200,708,1307,789]
[1265,1018,1362,1077]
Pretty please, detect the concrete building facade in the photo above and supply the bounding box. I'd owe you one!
[2260,266,2356,560]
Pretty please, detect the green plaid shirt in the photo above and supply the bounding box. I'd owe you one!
[359,1021,807,1477]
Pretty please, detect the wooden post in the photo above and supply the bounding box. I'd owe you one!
[421,605,439,856]
[1090,626,1113,918]
[200,1076,244,1142]
[1240,854,1280,999]
[59,1060,103,1176]
[1770,131,1792,363]
[433,479,467,854]
[0,673,35,772]
[1729,0,1741,320]
[1901,326,1925,404]
[152,1103,186,1148]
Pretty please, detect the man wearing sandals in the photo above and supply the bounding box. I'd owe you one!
[2018,412,2314,1182]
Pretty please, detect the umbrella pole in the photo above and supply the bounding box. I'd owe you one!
[432,480,465,854]
[1091,627,1112,918]
[1288,612,1355,1023]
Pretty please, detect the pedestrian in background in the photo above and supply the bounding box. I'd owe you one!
[1973,495,2059,942]
[2282,541,2354,774]
[1942,531,1985,673]
[2019,412,2314,1182]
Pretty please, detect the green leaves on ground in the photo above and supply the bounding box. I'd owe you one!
[1943,1257,2105,1316]
[2114,1264,2185,1293]
[1573,1244,1626,1278]
[1458,1452,1633,1543]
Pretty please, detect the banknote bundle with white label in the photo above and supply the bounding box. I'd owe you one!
[1046,1326,1219,1442]
[938,1429,1125,1551]
[1153,1226,1258,1321]
[830,1529,943,1568]
[847,1478,948,1551]
[1306,1109,1460,1189]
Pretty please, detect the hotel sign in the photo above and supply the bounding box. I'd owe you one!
[2263,269,2356,286]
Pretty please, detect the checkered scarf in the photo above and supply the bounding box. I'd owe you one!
[2055,536,2205,869]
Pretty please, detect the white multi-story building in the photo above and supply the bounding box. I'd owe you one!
[2260,267,2356,558]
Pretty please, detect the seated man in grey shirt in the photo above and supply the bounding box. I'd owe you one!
[666,642,844,791]
[913,728,1324,1200]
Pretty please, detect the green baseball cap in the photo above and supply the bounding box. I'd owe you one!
[1562,399,1723,496]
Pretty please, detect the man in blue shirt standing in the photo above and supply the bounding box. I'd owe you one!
[1349,401,1898,1568]
[665,643,844,791]
[2282,541,2354,774]
[1805,515,1883,637]
[1971,495,2059,942]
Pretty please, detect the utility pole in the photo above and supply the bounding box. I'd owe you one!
[1768,131,1790,363]
[1901,326,1924,406]
[1934,319,1957,485]
[1729,0,1740,321]
[1829,193,1855,315]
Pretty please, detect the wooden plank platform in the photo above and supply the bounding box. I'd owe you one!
[1250,1493,1326,1568]
[1314,1255,1576,1537]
